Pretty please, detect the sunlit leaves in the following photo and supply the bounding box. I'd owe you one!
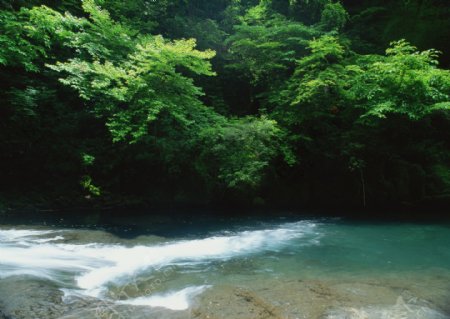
[197,116,282,188]
[319,2,348,31]
[0,10,45,71]
[277,35,346,108]
[282,37,449,121]
[2,0,449,201]
[350,40,450,119]
[45,2,216,143]
[227,18,318,84]
[80,175,101,196]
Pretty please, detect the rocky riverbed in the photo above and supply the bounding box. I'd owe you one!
[1,273,449,319]
[1,220,450,319]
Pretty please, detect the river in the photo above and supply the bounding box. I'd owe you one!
[0,211,449,318]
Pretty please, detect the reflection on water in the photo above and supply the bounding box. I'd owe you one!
[0,215,449,318]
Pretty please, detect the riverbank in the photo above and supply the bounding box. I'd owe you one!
[1,193,449,222]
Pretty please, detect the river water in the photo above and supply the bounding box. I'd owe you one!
[0,212,449,318]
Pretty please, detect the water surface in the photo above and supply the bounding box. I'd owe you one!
[0,213,449,318]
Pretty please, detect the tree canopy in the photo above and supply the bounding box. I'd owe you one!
[1,0,449,209]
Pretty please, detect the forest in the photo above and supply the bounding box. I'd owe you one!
[1,0,449,211]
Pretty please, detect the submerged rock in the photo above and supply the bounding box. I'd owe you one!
[192,285,289,319]
[0,277,193,319]
[0,276,64,319]
[326,296,450,319]
[190,277,450,319]
[0,309,11,319]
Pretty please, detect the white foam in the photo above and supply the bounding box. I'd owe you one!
[119,285,210,310]
[0,222,317,306]
[327,297,449,319]
[0,229,57,242]
[76,221,317,292]
[33,236,65,243]
[0,269,54,280]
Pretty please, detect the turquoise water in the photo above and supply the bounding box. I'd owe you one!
[285,222,450,272]
[0,215,449,318]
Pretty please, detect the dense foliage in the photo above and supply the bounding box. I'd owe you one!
[1,0,449,209]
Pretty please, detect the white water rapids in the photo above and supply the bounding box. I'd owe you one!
[0,221,318,310]
[0,220,449,318]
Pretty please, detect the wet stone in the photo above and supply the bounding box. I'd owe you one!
[0,309,11,319]
[0,276,64,319]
